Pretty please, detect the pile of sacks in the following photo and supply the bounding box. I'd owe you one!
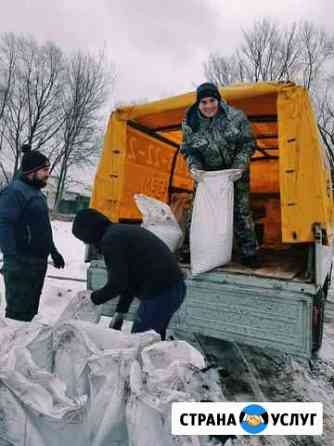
[0,289,224,446]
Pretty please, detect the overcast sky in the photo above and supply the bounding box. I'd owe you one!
[1,0,333,109]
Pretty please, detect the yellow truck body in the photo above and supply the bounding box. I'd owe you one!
[91,81,334,245]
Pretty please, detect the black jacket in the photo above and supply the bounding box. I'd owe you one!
[91,224,184,312]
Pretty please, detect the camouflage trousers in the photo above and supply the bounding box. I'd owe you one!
[233,180,257,258]
[3,255,47,321]
[182,178,257,259]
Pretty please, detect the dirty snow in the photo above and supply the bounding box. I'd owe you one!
[1,220,334,445]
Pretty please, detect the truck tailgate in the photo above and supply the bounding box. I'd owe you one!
[88,260,317,357]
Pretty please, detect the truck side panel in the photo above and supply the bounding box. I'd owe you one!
[90,114,127,222]
[88,261,315,357]
[278,87,334,243]
[91,114,193,222]
[120,127,192,220]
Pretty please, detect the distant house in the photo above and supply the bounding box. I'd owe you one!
[46,175,92,214]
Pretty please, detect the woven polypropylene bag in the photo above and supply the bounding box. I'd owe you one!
[134,194,183,252]
[190,170,237,275]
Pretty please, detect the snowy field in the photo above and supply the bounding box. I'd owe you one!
[1,220,334,445]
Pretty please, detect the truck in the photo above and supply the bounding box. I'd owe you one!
[87,81,334,358]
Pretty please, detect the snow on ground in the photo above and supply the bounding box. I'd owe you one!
[1,220,334,445]
[46,219,88,288]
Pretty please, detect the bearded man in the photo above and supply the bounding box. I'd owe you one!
[0,144,65,321]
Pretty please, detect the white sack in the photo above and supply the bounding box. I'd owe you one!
[0,320,160,446]
[0,382,28,446]
[134,194,183,252]
[0,348,88,446]
[87,350,136,446]
[53,321,159,446]
[141,340,205,373]
[126,341,214,446]
[126,361,176,446]
[190,170,238,275]
[34,286,81,326]
[0,292,218,446]
[53,320,159,399]
[55,290,103,324]
[0,317,19,364]
[0,319,53,372]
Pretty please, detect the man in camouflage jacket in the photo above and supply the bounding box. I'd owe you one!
[180,82,258,267]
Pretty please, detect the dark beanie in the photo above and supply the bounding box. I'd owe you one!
[21,144,50,175]
[196,82,221,103]
[72,208,111,244]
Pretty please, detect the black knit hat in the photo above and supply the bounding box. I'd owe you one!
[72,208,111,244]
[196,82,221,103]
[21,144,50,175]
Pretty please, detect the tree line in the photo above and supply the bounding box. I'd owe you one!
[1,21,333,209]
[204,19,334,164]
[0,33,114,209]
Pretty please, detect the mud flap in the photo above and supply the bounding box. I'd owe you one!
[312,275,329,353]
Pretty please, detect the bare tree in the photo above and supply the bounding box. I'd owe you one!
[18,38,66,150]
[239,18,282,81]
[0,33,114,203]
[0,34,66,179]
[52,50,113,210]
[317,78,334,159]
[0,34,17,182]
[204,19,334,90]
[205,54,243,86]
[298,22,334,90]
[205,19,298,84]
[0,35,16,129]
[204,18,334,164]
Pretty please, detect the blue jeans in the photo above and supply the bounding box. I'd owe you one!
[132,279,186,340]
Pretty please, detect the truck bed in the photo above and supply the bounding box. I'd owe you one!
[88,243,318,358]
[181,246,310,282]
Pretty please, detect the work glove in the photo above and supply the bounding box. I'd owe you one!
[109,312,125,330]
[51,250,65,269]
[190,167,205,182]
[228,169,243,182]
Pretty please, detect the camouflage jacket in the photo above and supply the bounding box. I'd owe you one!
[180,100,256,172]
